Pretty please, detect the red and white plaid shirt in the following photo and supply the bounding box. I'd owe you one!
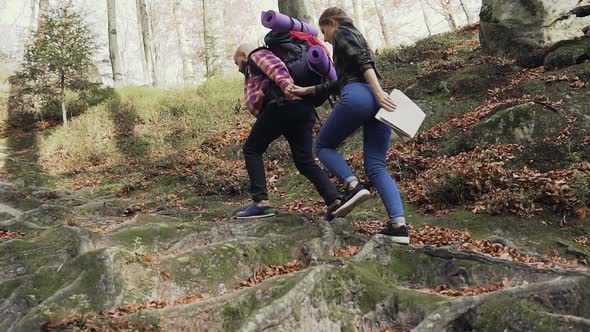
[244,49,296,117]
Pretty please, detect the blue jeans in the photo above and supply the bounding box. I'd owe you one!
[315,83,405,220]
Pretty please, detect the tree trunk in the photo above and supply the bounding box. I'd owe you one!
[201,0,209,78]
[373,0,391,47]
[202,0,224,78]
[441,0,458,31]
[107,0,124,86]
[147,1,161,86]
[37,0,49,31]
[172,0,194,84]
[30,0,37,31]
[136,0,156,85]
[278,0,313,23]
[352,0,365,35]
[458,0,472,25]
[60,74,67,125]
[420,0,433,37]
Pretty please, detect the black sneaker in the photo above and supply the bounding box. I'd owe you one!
[379,223,410,245]
[333,183,370,218]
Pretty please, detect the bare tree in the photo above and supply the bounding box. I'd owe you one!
[136,0,156,85]
[278,0,313,23]
[428,0,458,31]
[29,0,37,31]
[420,0,433,37]
[172,0,194,84]
[38,0,49,30]
[146,0,163,86]
[352,0,365,35]
[373,0,391,47]
[107,0,124,86]
[202,0,224,78]
[458,0,472,25]
[442,0,458,31]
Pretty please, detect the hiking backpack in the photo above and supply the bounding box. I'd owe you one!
[248,31,331,108]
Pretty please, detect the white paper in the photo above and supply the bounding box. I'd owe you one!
[375,89,426,138]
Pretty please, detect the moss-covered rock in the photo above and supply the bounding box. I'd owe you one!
[470,102,567,144]
[448,62,516,96]
[544,38,590,70]
[438,102,570,156]
[0,226,82,282]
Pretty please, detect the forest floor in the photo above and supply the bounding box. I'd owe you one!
[1,25,590,331]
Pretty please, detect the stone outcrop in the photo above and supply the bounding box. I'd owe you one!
[480,0,590,60]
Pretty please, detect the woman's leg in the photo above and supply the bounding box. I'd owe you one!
[363,118,405,221]
[315,83,372,186]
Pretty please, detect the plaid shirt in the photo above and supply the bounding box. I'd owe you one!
[244,48,295,117]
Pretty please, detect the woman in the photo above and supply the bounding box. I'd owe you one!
[288,7,408,244]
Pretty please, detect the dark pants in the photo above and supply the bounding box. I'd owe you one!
[243,100,341,205]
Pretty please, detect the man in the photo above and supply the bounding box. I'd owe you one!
[233,43,345,219]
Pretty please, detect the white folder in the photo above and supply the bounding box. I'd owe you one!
[375,89,426,139]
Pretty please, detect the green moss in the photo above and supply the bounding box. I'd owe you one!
[6,248,129,331]
[449,102,569,155]
[412,208,590,256]
[159,235,297,293]
[387,249,440,284]
[348,260,447,313]
[25,273,66,301]
[544,38,590,70]
[253,214,319,239]
[476,299,562,331]
[448,63,516,96]
[416,94,481,131]
[0,227,81,276]
[220,272,305,331]
[13,198,43,212]
[0,278,22,300]
[112,224,177,248]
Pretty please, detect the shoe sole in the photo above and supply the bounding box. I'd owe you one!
[333,189,371,217]
[390,236,410,245]
[235,212,276,220]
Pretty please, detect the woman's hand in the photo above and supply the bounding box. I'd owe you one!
[376,90,397,112]
[283,83,301,100]
[286,85,315,96]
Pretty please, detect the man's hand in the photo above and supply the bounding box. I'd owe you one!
[287,84,315,96]
[376,90,397,112]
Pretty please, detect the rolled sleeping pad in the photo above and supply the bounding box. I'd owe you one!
[261,10,319,37]
[307,45,337,81]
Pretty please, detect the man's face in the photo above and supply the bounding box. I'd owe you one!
[234,51,248,75]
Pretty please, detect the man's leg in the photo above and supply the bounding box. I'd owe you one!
[242,105,283,203]
[283,103,341,206]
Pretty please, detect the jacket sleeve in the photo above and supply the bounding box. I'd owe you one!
[333,27,375,73]
[250,49,294,92]
[315,80,340,97]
